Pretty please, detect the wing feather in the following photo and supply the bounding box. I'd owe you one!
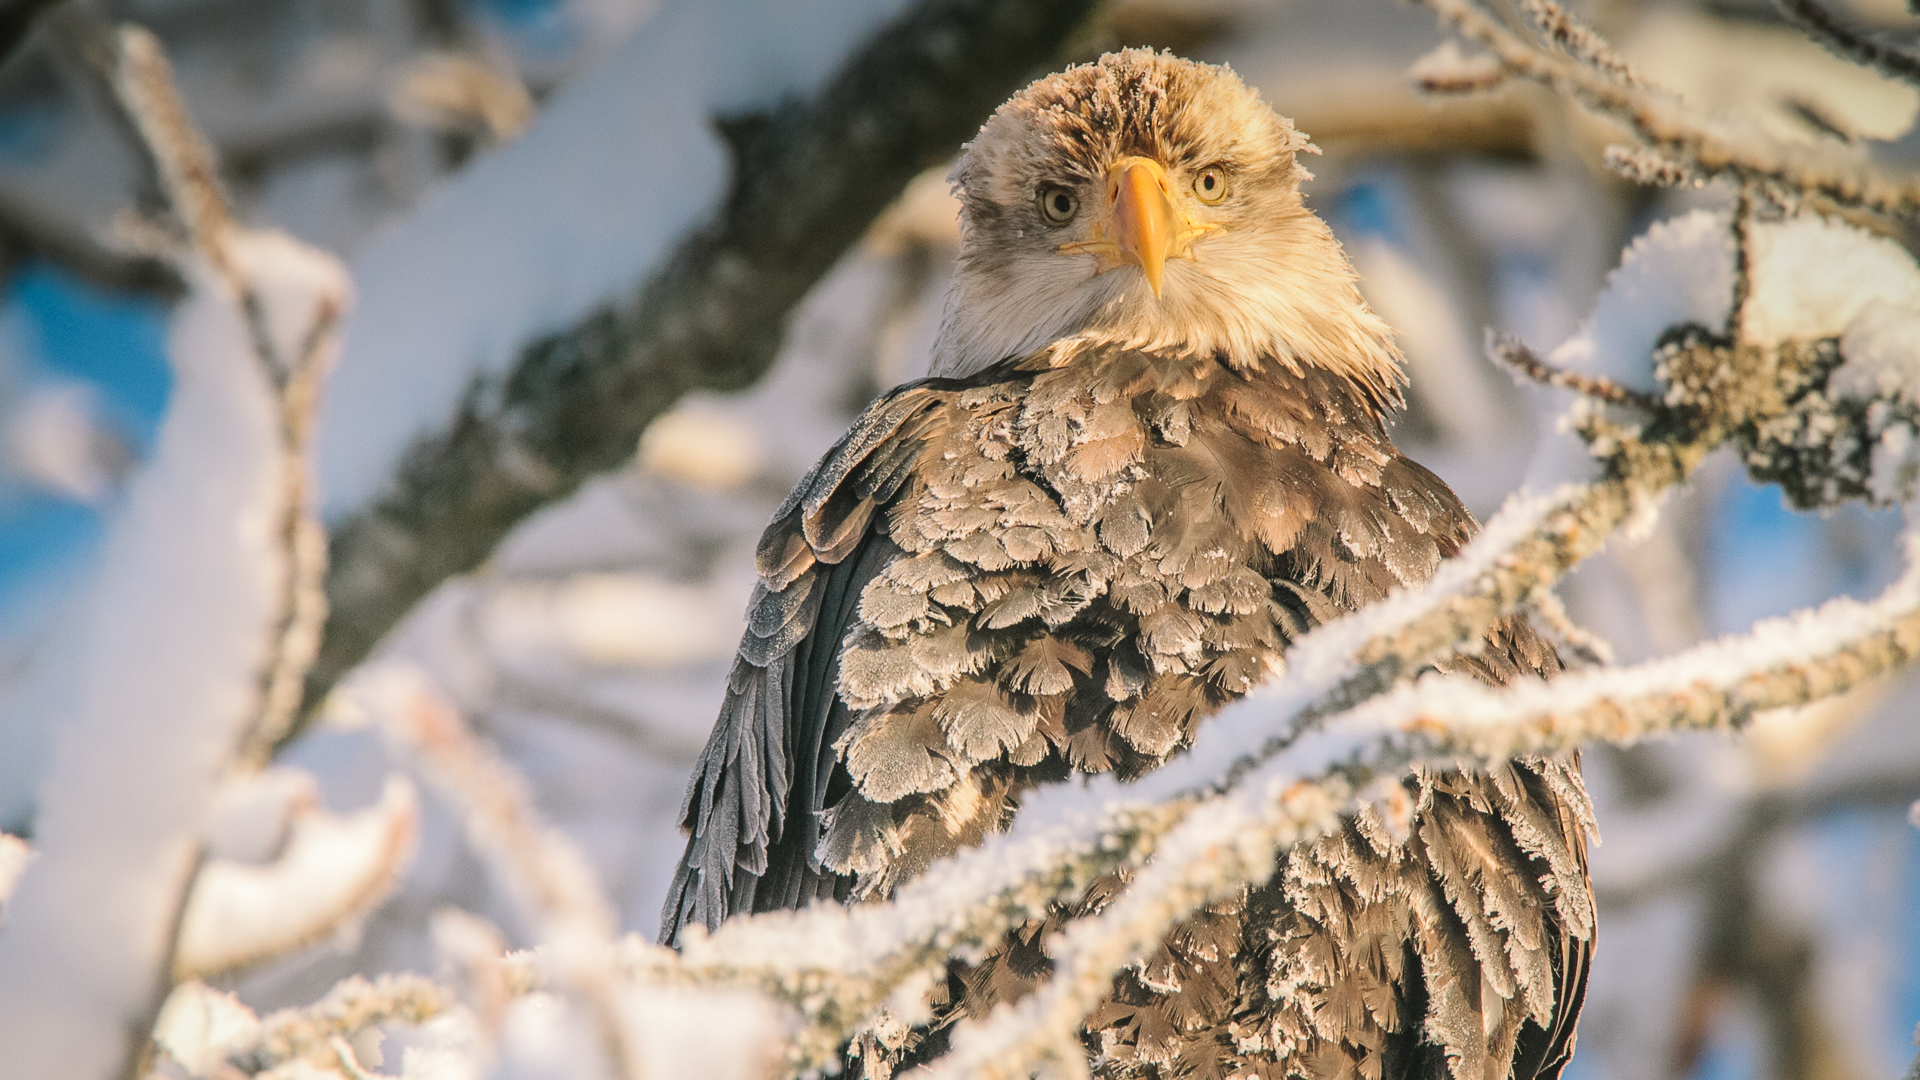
[660,384,953,943]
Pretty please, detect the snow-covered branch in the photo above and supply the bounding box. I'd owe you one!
[602,496,1920,1080]
[0,19,405,1080]
[1418,0,1920,217]
[1775,0,1920,90]
[303,0,1101,728]
[102,23,344,767]
[363,663,642,1077]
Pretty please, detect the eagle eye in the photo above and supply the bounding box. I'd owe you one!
[1037,186,1079,225]
[1193,167,1227,204]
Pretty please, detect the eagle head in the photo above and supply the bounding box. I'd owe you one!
[931,49,1405,411]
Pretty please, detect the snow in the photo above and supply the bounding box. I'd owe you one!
[206,766,322,865]
[0,228,349,1077]
[481,573,742,671]
[176,775,419,982]
[1834,299,1920,404]
[1744,213,1920,344]
[2,381,117,502]
[0,832,31,912]
[1546,209,1732,392]
[153,981,261,1078]
[315,0,918,521]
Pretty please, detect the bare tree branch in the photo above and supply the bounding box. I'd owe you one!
[300,0,1101,729]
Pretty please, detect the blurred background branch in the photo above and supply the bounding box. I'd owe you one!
[299,0,1102,730]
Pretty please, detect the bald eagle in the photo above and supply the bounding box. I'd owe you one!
[664,50,1594,1080]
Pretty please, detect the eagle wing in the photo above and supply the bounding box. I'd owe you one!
[660,380,960,941]
[661,344,1596,1080]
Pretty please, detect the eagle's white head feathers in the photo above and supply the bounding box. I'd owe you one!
[931,49,1404,410]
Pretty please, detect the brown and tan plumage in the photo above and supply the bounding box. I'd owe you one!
[662,50,1595,1080]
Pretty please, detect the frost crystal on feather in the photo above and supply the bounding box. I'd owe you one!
[665,49,1594,1080]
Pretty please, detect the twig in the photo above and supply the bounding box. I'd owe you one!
[1419,0,1920,217]
[1775,0,1920,89]
[1487,330,1664,409]
[1729,188,1757,343]
[1529,586,1614,666]
[1602,143,1704,189]
[0,181,182,296]
[1517,0,1647,88]
[372,665,643,1079]
[298,0,1102,732]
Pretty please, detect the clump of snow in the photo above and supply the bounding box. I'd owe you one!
[1833,300,1920,404]
[1407,39,1507,94]
[1532,208,1920,508]
[154,981,261,1078]
[2,381,125,502]
[482,572,741,670]
[1744,214,1920,344]
[493,993,615,1080]
[0,833,31,915]
[624,984,797,1080]
[1547,209,1733,392]
[638,405,765,491]
[176,774,419,981]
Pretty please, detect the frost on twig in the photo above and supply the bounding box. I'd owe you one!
[1601,143,1704,189]
[1517,0,1649,89]
[1489,331,1661,409]
[1408,40,1508,95]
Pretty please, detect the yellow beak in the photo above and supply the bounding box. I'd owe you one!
[1109,157,1177,298]
[1059,156,1216,300]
